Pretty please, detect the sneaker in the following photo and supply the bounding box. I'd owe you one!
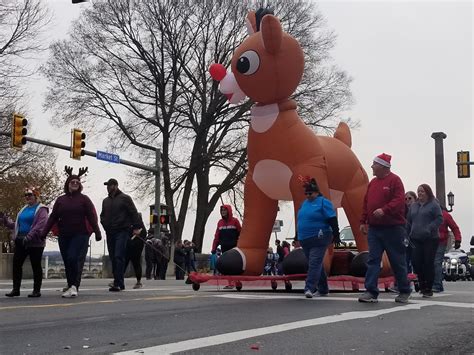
[70,286,78,297]
[387,287,399,294]
[109,286,121,292]
[62,286,77,298]
[133,282,143,289]
[422,290,433,298]
[358,292,378,303]
[395,293,411,303]
[223,285,234,290]
[62,286,69,292]
[304,290,313,298]
[108,281,115,288]
[313,291,329,297]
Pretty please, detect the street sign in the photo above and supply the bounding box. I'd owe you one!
[96,150,120,164]
[272,219,283,233]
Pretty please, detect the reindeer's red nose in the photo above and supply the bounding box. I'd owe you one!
[209,63,227,81]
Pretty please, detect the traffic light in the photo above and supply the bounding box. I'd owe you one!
[11,113,27,149]
[457,151,470,178]
[71,128,86,160]
[159,215,170,225]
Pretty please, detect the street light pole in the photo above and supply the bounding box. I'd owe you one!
[431,132,447,208]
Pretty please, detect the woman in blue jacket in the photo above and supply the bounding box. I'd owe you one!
[1,187,48,298]
[297,178,340,298]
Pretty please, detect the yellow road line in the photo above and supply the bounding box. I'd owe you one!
[0,295,196,311]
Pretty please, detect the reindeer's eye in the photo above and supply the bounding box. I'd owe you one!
[236,50,259,75]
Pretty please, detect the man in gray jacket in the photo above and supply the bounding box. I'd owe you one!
[101,178,141,291]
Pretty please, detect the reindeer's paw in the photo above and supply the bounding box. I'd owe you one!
[216,248,244,275]
[282,248,308,275]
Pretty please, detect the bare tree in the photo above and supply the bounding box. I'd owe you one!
[0,0,52,177]
[43,0,353,250]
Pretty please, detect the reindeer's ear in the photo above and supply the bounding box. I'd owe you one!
[261,15,282,55]
[246,11,257,35]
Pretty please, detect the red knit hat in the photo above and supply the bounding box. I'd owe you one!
[373,153,391,168]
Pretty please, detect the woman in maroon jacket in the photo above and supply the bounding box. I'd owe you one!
[42,167,101,298]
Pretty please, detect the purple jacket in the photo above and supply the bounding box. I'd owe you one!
[1,204,49,248]
[43,192,100,238]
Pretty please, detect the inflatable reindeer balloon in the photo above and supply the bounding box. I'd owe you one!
[210,9,369,276]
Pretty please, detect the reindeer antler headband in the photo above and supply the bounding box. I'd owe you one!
[64,165,89,179]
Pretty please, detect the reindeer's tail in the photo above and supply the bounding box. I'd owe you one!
[334,122,352,148]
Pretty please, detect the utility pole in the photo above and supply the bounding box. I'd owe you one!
[431,132,447,208]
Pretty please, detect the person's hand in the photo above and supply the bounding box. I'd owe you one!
[373,208,384,218]
[95,232,102,242]
[333,231,341,247]
[132,228,142,236]
[454,240,461,249]
[360,224,368,235]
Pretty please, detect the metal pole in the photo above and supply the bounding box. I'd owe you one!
[431,132,447,208]
[154,148,161,239]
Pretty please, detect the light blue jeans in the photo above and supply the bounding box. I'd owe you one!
[300,232,332,294]
[432,243,447,291]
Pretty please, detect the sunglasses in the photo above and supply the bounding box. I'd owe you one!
[24,193,34,197]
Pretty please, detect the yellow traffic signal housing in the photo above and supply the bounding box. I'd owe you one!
[71,128,86,160]
[11,113,27,149]
[457,151,470,178]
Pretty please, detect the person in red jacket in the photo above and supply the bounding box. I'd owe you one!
[433,208,462,292]
[211,205,241,254]
[358,153,411,304]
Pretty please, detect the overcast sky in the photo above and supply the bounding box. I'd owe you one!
[24,0,473,256]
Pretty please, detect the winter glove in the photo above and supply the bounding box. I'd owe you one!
[454,240,461,249]
[332,231,341,248]
[95,232,102,242]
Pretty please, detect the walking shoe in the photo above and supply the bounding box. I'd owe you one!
[62,286,69,292]
[304,290,313,298]
[62,286,78,298]
[28,291,41,298]
[395,293,410,303]
[387,287,399,294]
[358,292,378,303]
[108,281,115,288]
[133,282,143,289]
[223,285,234,290]
[422,290,433,298]
[109,286,121,292]
[5,289,20,297]
[313,291,329,297]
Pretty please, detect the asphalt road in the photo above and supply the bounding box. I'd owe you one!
[0,278,473,354]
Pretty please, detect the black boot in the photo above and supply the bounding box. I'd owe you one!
[5,289,20,297]
[28,291,41,298]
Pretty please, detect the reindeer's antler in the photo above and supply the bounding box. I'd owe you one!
[78,167,89,178]
[64,166,73,177]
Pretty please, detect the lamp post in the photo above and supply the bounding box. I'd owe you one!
[447,191,454,212]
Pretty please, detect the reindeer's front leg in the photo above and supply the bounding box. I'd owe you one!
[216,170,278,275]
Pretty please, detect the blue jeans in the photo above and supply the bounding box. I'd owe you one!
[300,232,332,294]
[432,243,447,291]
[107,230,130,289]
[58,235,89,288]
[365,225,411,297]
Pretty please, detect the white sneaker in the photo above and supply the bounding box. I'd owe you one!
[304,290,313,298]
[62,286,78,298]
[70,286,78,297]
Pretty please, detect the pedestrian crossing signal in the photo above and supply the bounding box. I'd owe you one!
[11,113,27,149]
[457,151,470,178]
[160,215,170,225]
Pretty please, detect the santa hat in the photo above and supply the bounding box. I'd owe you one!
[373,153,391,168]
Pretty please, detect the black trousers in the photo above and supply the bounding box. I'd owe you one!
[125,237,144,282]
[411,238,439,292]
[12,239,44,292]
